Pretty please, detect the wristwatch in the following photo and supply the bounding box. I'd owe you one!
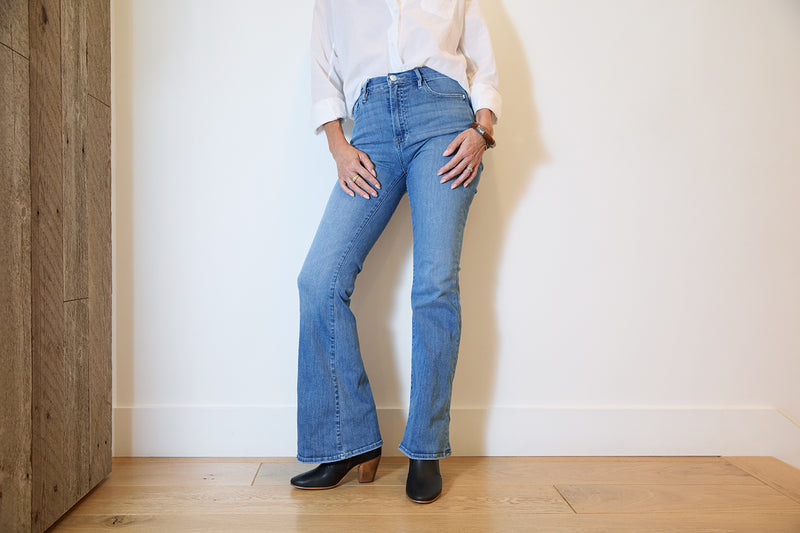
[470,122,496,149]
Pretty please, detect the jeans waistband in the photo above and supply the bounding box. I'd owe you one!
[363,67,446,91]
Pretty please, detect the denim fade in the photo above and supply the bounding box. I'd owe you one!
[297,67,482,463]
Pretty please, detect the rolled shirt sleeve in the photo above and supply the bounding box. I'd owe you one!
[461,0,502,122]
[310,0,348,133]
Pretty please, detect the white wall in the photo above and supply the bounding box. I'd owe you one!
[112,0,800,468]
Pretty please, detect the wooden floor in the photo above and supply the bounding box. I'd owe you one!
[50,456,800,532]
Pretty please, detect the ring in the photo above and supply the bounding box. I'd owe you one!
[351,175,359,182]
[466,165,473,172]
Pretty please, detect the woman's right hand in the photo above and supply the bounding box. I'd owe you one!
[323,120,381,199]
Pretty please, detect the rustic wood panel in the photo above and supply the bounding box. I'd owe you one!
[64,299,91,499]
[61,0,89,301]
[29,0,71,530]
[0,0,29,56]
[86,0,109,105]
[0,44,32,533]
[87,96,112,488]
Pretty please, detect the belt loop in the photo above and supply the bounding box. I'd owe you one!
[415,67,423,88]
[362,79,369,102]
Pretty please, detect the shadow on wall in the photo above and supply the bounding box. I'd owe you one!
[351,1,549,455]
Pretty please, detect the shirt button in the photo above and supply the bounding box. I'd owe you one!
[389,75,397,82]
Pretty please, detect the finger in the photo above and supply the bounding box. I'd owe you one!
[353,171,378,198]
[439,156,470,183]
[437,156,458,177]
[462,164,479,188]
[358,152,379,180]
[450,165,473,189]
[347,175,371,199]
[442,135,463,157]
[339,178,355,197]
[438,147,468,179]
[357,163,381,192]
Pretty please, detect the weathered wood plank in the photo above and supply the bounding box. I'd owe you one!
[86,0,109,106]
[87,95,112,488]
[62,0,89,301]
[29,0,70,530]
[0,0,29,57]
[0,43,32,533]
[64,299,91,499]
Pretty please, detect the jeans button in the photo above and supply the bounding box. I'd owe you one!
[389,74,397,82]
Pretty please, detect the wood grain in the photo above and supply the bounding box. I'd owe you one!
[87,95,112,489]
[0,42,32,533]
[0,0,29,56]
[64,299,91,499]
[59,483,573,516]
[726,456,800,504]
[281,456,761,488]
[62,0,89,301]
[51,511,800,533]
[86,0,110,105]
[29,0,70,529]
[49,457,800,533]
[104,462,261,487]
[556,483,800,514]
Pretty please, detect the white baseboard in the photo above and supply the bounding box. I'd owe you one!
[113,406,800,469]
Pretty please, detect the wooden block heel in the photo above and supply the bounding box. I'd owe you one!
[358,455,381,483]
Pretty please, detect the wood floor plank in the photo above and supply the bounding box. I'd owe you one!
[51,457,800,532]
[108,461,261,486]
[255,456,758,487]
[64,483,571,516]
[51,511,800,533]
[726,456,800,504]
[557,483,800,514]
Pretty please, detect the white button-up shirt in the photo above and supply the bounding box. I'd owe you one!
[310,0,502,133]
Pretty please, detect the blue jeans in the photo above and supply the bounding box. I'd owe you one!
[297,67,481,463]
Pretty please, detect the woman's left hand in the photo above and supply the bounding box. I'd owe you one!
[437,127,487,189]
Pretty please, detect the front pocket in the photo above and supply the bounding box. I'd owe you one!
[421,0,456,19]
[422,77,467,99]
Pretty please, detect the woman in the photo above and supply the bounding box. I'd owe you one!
[292,0,501,504]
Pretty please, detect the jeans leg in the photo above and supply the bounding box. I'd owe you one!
[297,171,406,463]
[399,135,481,459]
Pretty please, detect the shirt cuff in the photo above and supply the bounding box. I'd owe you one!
[311,97,348,134]
[470,83,503,123]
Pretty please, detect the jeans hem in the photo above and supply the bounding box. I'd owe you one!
[398,444,452,460]
[297,440,383,464]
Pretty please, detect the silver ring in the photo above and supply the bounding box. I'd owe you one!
[466,165,473,172]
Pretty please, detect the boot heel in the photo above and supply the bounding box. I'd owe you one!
[358,455,381,483]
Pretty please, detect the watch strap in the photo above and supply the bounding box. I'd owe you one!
[470,122,496,149]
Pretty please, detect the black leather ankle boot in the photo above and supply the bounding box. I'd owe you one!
[290,447,382,489]
[406,458,442,503]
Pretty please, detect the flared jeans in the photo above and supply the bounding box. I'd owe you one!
[297,67,481,463]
